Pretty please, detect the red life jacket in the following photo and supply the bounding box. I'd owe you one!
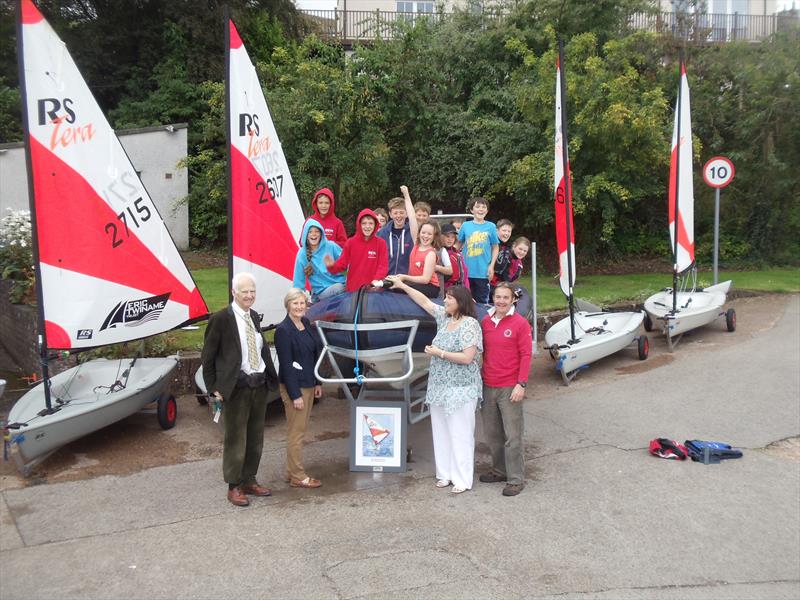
[444,246,468,288]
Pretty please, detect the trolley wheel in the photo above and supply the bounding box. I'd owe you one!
[196,386,208,406]
[643,313,653,332]
[158,394,177,430]
[638,335,649,360]
[726,308,736,332]
[406,447,413,463]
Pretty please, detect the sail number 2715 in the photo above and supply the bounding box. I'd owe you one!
[105,197,152,248]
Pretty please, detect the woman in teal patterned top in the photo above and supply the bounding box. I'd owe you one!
[386,278,483,494]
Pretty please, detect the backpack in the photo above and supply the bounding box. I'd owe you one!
[684,440,743,464]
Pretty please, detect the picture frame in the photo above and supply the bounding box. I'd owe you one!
[349,399,407,473]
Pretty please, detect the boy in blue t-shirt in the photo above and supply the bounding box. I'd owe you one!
[457,197,499,304]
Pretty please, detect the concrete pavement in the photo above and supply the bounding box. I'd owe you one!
[1,295,798,599]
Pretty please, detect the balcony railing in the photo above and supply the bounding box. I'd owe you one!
[628,11,798,43]
[298,9,798,45]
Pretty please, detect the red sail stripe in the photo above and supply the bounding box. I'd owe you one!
[29,137,208,318]
[230,146,299,280]
[229,19,243,49]
[668,146,693,257]
[45,320,71,349]
[21,0,44,24]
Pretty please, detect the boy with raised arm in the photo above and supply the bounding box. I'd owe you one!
[377,185,419,276]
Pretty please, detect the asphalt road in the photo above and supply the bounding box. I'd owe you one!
[1,295,798,599]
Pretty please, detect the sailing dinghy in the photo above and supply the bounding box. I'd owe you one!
[544,42,648,385]
[5,0,209,475]
[642,57,735,351]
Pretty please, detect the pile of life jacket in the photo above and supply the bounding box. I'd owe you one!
[649,438,743,464]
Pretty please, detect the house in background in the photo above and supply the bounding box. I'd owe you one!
[293,0,798,43]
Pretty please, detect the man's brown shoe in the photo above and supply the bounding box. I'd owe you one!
[479,472,506,483]
[227,487,250,506]
[241,482,272,496]
[502,483,524,497]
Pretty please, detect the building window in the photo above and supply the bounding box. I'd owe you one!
[396,1,434,14]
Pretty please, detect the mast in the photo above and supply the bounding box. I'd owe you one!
[16,0,53,412]
[558,40,577,343]
[224,4,234,304]
[671,51,684,314]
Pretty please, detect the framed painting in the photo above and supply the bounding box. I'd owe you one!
[349,399,407,473]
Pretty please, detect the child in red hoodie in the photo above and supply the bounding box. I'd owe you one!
[324,209,389,291]
[308,188,348,246]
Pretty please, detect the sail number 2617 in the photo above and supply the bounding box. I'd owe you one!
[105,197,152,248]
[256,175,283,204]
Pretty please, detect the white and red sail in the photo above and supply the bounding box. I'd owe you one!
[227,19,305,325]
[364,414,390,446]
[668,62,695,274]
[554,54,576,298]
[18,0,208,350]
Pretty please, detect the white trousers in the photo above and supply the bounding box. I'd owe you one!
[430,399,477,489]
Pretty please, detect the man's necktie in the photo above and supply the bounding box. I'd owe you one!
[245,314,260,371]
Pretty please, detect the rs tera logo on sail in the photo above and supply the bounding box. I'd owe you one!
[239,113,271,158]
[37,98,95,151]
[99,293,171,331]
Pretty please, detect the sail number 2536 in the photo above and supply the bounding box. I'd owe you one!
[105,197,152,248]
[256,175,283,204]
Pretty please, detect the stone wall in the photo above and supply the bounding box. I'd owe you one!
[0,280,39,374]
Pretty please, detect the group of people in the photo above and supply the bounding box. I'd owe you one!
[202,271,532,506]
[202,187,535,507]
[293,186,533,305]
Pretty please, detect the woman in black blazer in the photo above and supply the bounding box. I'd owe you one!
[274,288,323,488]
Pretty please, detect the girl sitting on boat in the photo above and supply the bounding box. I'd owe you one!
[324,209,389,291]
[390,221,443,298]
[292,219,346,303]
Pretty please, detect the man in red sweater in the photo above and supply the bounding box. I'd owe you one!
[479,282,533,496]
[324,209,389,291]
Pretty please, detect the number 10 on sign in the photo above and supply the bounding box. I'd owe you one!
[703,156,735,285]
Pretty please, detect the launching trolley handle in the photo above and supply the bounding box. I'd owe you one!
[313,319,420,385]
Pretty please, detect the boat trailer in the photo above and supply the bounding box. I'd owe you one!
[313,319,430,424]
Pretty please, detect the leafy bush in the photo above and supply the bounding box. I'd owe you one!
[0,209,35,304]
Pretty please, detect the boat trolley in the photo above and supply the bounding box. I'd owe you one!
[313,319,430,426]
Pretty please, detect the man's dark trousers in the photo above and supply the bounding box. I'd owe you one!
[223,384,268,485]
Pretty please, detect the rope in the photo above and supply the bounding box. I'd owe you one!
[352,287,365,385]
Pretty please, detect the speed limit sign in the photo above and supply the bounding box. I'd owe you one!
[703,156,735,188]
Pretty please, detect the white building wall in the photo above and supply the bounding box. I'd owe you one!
[0,123,190,250]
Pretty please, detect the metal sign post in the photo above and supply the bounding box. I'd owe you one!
[531,241,538,354]
[702,156,735,284]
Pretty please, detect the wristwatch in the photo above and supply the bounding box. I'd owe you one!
[517,382,527,388]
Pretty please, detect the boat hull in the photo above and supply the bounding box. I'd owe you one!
[644,280,731,338]
[545,310,645,376]
[306,287,532,353]
[6,357,177,473]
